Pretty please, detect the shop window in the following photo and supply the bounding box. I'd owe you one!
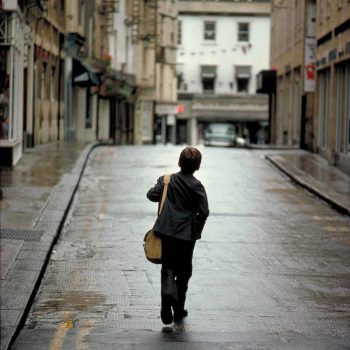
[318,69,331,148]
[204,21,216,41]
[0,48,10,140]
[238,23,249,42]
[335,62,350,154]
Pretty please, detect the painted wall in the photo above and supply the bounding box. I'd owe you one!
[177,15,270,95]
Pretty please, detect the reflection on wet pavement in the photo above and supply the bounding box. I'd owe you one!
[12,146,350,349]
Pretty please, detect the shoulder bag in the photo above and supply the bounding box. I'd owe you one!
[144,175,171,264]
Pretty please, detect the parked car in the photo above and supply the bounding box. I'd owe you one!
[204,123,237,147]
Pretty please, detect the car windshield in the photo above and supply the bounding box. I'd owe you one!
[207,124,234,134]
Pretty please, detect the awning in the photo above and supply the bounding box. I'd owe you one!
[72,59,101,87]
[235,65,251,78]
[201,65,216,79]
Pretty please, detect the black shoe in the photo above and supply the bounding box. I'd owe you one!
[174,309,188,323]
[161,305,173,325]
[161,295,174,325]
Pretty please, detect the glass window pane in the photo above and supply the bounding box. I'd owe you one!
[204,21,216,41]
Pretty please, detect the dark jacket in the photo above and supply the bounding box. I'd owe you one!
[147,171,209,241]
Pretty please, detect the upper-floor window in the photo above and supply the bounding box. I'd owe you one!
[235,65,251,93]
[178,20,182,45]
[204,21,216,41]
[326,0,332,17]
[238,22,249,42]
[201,65,216,94]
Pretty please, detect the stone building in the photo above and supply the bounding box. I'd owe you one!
[314,0,350,174]
[0,0,46,166]
[33,0,65,145]
[0,0,179,166]
[64,0,110,142]
[270,0,316,149]
[177,0,271,145]
[108,0,178,145]
[270,0,350,174]
[129,0,178,145]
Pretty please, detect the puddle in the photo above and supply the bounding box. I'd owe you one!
[37,291,114,313]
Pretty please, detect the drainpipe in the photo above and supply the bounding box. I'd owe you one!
[96,93,100,141]
[57,33,63,140]
[64,35,73,140]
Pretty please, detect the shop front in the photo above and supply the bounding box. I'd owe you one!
[155,103,178,144]
[100,70,136,145]
[0,11,24,167]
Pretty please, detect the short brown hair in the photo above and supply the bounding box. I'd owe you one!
[178,147,202,174]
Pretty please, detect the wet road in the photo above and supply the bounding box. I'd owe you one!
[12,146,350,349]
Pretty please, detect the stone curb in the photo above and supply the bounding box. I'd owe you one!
[266,155,350,217]
[4,141,102,350]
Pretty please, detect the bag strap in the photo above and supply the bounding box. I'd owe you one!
[158,175,171,215]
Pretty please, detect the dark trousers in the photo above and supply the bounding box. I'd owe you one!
[161,236,196,312]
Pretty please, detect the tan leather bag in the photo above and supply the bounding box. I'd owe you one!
[144,175,171,264]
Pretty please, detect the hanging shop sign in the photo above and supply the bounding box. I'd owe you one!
[304,37,316,93]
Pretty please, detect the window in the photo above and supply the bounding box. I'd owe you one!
[318,69,331,148]
[78,0,85,27]
[201,65,216,94]
[178,20,182,45]
[41,63,47,100]
[50,66,56,101]
[237,78,249,92]
[238,23,249,42]
[59,0,64,12]
[326,0,332,17]
[235,65,251,93]
[0,48,10,140]
[335,62,350,154]
[176,64,184,90]
[204,21,216,41]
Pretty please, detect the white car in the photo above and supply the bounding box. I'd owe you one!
[204,123,237,147]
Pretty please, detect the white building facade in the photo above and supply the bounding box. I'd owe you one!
[177,0,271,145]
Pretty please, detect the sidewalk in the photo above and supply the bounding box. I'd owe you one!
[0,141,99,350]
[266,150,350,216]
[0,143,349,350]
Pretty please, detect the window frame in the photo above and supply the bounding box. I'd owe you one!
[203,20,216,42]
[178,20,182,45]
[238,22,249,42]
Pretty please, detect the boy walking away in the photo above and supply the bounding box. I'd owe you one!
[147,147,209,325]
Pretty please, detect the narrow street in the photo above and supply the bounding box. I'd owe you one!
[12,146,350,349]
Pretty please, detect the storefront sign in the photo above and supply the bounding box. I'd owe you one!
[304,37,316,93]
[2,0,17,10]
[177,104,185,113]
[155,104,177,115]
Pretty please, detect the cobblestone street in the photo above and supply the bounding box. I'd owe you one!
[12,146,350,349]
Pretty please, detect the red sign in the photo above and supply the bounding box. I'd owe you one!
[177,104,185,113]
[305,63,315,80]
